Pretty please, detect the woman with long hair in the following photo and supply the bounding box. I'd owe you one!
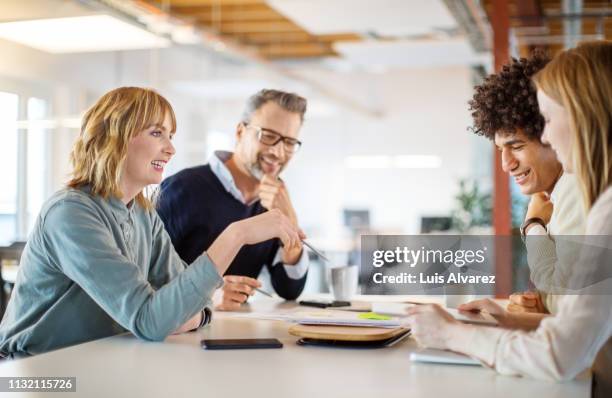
[407,41,611,397]
[0,87,303,358]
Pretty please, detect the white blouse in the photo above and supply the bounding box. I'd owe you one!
[453,186,612,398]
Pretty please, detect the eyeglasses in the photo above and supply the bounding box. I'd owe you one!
[244,123,302,154]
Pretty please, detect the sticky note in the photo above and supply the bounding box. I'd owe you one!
[358,312,392,321]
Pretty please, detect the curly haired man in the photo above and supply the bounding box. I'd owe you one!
[469,54,586,314]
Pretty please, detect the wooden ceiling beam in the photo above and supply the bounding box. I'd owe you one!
[165,0,266,6]
[513,0,544,26]
[169,3,273,13]
[175,9,285,22]
[259,43,335,59]
[214,21,304,33]
[237,32,361,44]
[236,32,315,43]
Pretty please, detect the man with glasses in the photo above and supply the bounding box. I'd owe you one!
[157,89,309,310]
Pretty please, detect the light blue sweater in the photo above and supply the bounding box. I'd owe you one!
[0,186,223,357]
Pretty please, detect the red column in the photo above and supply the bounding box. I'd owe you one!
[491,0,513,297]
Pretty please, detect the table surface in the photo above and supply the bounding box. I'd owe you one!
[0,296,591,398]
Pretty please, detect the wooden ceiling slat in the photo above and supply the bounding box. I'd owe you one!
[216,21,304,33]
[169,3,273,14]
[259,43,335,59]
[484,0,611,56]
[176,10,286,22]
[166,0,266,6]
[514,0,544,26]
[143,0,362,59]
[235,32,361,44]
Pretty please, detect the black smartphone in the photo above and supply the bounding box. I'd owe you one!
[298,300,351,308]
[201,338,283,350]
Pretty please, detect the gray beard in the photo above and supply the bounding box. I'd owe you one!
[248,161,264,180]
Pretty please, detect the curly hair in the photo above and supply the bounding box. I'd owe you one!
[469,54,550,140]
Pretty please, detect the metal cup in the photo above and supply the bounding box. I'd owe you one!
[330,265,359,302]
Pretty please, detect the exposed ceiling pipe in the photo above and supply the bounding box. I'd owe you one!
[441,0,492,52]
[563,0,583,49]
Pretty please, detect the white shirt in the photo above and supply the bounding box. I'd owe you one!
[456,186,612,398]
[526,173,587,313]
[209,150,309,280]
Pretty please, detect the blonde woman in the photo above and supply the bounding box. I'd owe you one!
[407,41,611,397]
[0,87,302,358]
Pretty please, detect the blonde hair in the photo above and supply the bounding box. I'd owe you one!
[533,41,612,209]
[68,87,176,209]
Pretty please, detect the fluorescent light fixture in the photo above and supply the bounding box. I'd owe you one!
[0,15,170,53]
[393,155,441,168]
[345,155,441,169]
[171,25,201,45]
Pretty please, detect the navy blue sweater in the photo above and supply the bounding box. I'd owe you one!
[156,165,307,300]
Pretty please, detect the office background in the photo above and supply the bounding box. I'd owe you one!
[1,0,610,295]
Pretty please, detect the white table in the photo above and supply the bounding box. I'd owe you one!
[0,297,591,398]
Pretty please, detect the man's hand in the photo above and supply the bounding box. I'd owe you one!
[214,275,261,311]
[259,175,298,223]
[258,175,303,264]
[507,291,547,313]
[525,192,553,225]
[405,304,461,350]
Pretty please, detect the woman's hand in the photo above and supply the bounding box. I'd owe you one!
[525,192,553,225]
[207,209,304,275]
[171,312,202,334]
[458,298,515,328]
[459,298,547,331]
[235,209,304,249]
[405,304,462,350]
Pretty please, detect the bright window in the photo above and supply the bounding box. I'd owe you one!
[0,91,50,245]
[26,97,49,233]
[0,91,19,245]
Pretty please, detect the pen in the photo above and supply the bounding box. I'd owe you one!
[301,240,330,262]
[255,287,274,297]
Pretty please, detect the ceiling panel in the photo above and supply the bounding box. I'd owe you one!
[266,0,457,36]
[335,39,490,69]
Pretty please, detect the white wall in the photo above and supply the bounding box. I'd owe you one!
[278,67,480,246]
[0,36,488,249]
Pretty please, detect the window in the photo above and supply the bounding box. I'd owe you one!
[0,91,50,245]
[0,92,19,245]
[26,97,49,233]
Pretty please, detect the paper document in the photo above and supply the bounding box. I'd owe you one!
[225,309,400,327]
[294,310,401,328]
[371,302,498,326]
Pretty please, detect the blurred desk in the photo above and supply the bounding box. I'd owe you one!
[0,242,25,318]
[0,297,590,398]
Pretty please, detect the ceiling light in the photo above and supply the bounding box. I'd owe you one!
[0,15,169,53]
[345,155,441,169]
[171,25,201,45]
